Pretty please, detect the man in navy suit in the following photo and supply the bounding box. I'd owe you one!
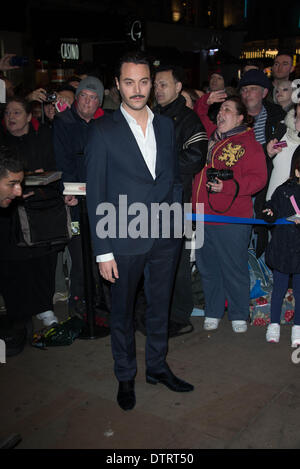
[86,51,194,410]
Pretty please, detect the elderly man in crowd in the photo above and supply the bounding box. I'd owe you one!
[53,76,105,317]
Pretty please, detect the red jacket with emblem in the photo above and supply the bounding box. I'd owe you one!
[192,122,267,220]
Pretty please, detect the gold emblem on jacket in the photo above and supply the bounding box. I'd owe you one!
[218,143,245,167]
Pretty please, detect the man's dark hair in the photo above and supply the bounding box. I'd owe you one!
[275,50,294,62]
[57,84,76,95]
[115,50,151,80]
[154,64,185,84]
[0,145,24,179]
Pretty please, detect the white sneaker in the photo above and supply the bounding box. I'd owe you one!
[291,325,300,348]
[266,323,280,343]
[232,320,247,333]
[203,317,220,331]
[36,310,58,327]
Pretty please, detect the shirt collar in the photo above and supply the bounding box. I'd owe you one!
[120,103,154,126]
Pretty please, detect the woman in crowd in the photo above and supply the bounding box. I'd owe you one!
[0,96,61,330]
[274,80,294,112]
[266,102,300,201]
[181,87,204,110]
[192,95,267,333]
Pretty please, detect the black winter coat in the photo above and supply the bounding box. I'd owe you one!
[264,179,300,273]
[154,95,208,203]
[52,102,104,221]
[253,101,287,258]
[0,121,59,261]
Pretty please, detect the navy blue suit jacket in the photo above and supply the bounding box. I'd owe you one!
[85,108,183,257]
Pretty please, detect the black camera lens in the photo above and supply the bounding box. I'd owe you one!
[206,168,218,183]
[45,92,57,103]
[206,168,233,182]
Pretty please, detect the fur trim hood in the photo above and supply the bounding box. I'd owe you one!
[285,108,300,144]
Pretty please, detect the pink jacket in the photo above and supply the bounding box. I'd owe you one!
[192,128,267,219]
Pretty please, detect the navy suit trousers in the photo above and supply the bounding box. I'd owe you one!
[110,237,181,381]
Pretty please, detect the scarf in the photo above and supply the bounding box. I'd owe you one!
[207,124,248,164]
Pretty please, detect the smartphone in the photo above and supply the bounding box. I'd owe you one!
[55,101,68,113]
[9,56,29,67]
[273,141,287,149]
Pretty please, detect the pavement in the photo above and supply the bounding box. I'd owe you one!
[1,301,300,450]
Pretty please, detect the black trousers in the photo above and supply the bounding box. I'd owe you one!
[111,237,181,381]
[67,235,85,301]
[169,239,194,324]
[0,252,57,320]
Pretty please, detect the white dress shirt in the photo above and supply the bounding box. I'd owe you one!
[97,104,157,262]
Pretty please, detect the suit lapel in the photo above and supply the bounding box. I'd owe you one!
[113,108,155,180]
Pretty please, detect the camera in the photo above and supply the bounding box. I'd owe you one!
[9,56,29,67]
[45,92,57,103]
[206,168,233,184]
[206,168,239,212]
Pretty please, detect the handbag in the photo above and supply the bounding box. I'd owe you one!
[12,185,72,247]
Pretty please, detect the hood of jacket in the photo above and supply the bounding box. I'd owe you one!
[285,108,300,145]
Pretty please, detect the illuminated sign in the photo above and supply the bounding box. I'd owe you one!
[60,42,79,60]
[130,21,142,41]
[240,49,278,59]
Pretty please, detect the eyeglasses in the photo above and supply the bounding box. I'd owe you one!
[78,92,98,101]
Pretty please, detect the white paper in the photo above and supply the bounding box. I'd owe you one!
[63,182,86,195]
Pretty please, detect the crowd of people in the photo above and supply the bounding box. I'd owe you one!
[0,48,300,410]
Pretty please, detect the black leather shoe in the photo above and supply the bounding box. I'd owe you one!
[117,380,136,411]
[146,365,194,392]
[168,320,194,338]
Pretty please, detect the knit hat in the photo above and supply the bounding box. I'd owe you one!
[75,76,104,103]
[238,69,271,90]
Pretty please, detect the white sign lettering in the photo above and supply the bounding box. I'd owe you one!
[60,43,79,60]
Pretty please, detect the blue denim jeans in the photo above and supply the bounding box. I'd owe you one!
[196,224,252,320]
[271,270,300,325]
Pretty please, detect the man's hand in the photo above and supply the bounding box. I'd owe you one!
[22,191,34,199]
[207,90,227,106]
[64,194,78,206]
[98,260,119,283]
[26,88,47,103]
[0,54,20,71]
